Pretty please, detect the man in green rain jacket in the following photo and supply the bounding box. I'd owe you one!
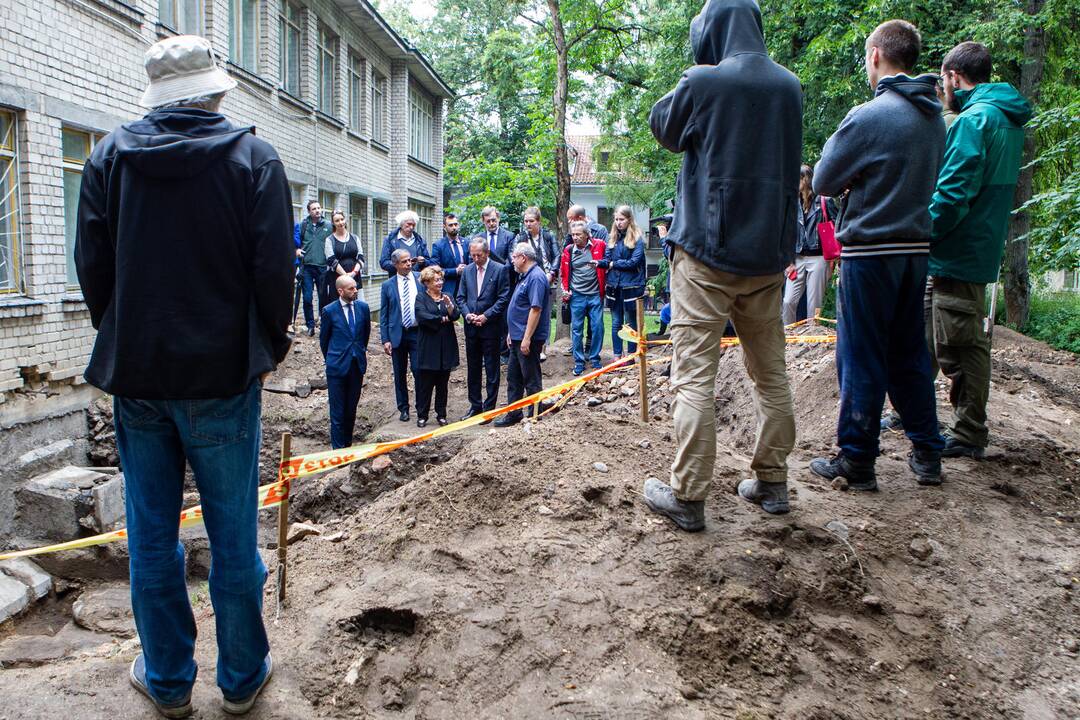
[928,41,1032,458]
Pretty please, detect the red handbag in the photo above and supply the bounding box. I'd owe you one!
[817,196,840,261]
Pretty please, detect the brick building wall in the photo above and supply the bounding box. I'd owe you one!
[0,0,451,538]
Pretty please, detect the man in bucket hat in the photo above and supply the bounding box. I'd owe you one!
[75,35,292,717]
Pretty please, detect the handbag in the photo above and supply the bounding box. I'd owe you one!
[817,196,840,261]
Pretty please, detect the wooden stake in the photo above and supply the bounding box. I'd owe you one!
[276,432,292,602]
[637,298,649,423]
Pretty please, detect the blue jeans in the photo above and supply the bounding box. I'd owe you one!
[114,381,270,705]
[836,255,944,460]
[608,288,641,356]
[570,292,604,367]
[299,264,322,330]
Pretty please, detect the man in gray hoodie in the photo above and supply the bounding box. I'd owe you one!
[643,0,802,530]
[811,20,946,490]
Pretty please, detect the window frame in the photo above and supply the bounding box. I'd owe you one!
[349,195,371,275]
[408,87,433,164]
[408,199,434,242]
[277,1,302,96]
[347,52,365,134]
[0,109,22,294]
[316,22,338,115]
[289,183,305,224]
[229,0,260,73]
[319,190,338,216]
[372,201,389,264]
[371,70,387,144]
[61,128,104,289]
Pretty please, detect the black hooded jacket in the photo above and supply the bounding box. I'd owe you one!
[649,0,803,275]
[75,108,294,399]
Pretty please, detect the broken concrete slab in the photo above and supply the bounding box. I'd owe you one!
[0,621,113,667]
[91,473,125,531]
[263,378,312,398]
[0,558,52,600]
[0,572,30,623]
[14,466,110,541]
[72,584,135,638]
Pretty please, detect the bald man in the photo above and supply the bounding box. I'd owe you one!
[320,275,371,448]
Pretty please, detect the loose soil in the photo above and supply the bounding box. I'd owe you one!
[1,323,1077,719]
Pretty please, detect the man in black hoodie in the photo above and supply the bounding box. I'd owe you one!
[810,20,946,490]
[76,36,290,717]
[642,0,802,530]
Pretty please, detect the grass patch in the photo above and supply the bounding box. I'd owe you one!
[548,308,662,350]
[995,289,1080,354]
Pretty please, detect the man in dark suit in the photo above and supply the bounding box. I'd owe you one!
[473,206,516,265]
[432,213,468,302]
[320,275,371,449]
[379,249,423,421]
[456,239,510,420]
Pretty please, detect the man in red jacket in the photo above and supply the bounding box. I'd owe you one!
[561,221,607,374]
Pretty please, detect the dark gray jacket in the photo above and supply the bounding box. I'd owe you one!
[649,0,803,276]
[813,74,945,257]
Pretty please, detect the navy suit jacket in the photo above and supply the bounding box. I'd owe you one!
[472,227,516,265]
[320,299,370,378]
[431,235,469,299]
[455,259,510,340]
[379,272,422,348]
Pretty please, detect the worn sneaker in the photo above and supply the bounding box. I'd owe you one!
[642,478,705,532]
[880,412,904,434]
[573,365,584,376]
[493,412,522,428]
[737,479,790,514]
[908,449,943,486]
[809,453,878,491]
[941,436,985,459]
[130,655,193,719]
[222,654,273,715]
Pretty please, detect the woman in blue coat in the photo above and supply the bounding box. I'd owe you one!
[603,205,647,357]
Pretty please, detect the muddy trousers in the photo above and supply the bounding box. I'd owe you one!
[668,248,795,502]
[836,256,944,460]
[926,276,992,447]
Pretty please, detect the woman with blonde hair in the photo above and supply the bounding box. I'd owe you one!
[603,205,647,357]
[414,265,460,427]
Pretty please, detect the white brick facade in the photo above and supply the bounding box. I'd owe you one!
[0,0,451,428]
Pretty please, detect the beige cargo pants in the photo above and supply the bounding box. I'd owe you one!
[668,248,795,501]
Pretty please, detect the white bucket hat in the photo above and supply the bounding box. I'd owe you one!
[140,35,237,109]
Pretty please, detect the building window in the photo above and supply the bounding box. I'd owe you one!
[62,128,103,288]
[408,88,433,164]
[0,111,21,293]
[347,53,364,133]
[408,200,434,241]
[289,183,305,224]
[596,206,614,230]
[596,150,612,171]
[319,190,338,216]
[349,195,370,274]
[371,71,387,144]
[159,0,202,34]
[229,0,259,72]
[278,2,301,95]
[373,201,389,249]
[317,23,337,115]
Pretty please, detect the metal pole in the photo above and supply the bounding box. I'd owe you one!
[637,298,649,422]
[276,432,292,603]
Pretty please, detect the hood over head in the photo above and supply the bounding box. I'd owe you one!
[691,0,766,66]
[875,74,942,117]
[957,83,1033,126]
[114,107,254,180]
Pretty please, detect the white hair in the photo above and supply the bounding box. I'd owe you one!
[570,220,589,235]
[511,242,537,262]
[395,210,420,228]
[391,249,412,264]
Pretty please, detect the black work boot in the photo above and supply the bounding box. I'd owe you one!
[941,436,985,459]
[809,452,877,491]
[737,479,790,514]
[908,448,943,486]
[642,478,705,532]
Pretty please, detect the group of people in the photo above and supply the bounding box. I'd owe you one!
[68,0,1031,712]
[642,1,1029,533]
[315,202,649,448]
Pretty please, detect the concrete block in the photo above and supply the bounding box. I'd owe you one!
[0,558,52,600]
[14,466,108,542]
[91,473,125,532]
[0,572,30,623]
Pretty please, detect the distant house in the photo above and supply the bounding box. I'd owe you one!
[1045,270,1080,292]
[567,135,664,274]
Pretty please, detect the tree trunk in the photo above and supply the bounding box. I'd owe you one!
[548,0,572,341]
[1003,0,1047,330]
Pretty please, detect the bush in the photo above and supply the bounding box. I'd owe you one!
[995,290,1080,354]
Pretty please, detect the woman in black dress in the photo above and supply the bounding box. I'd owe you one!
[325,210,365,297]
[414,265,460,427]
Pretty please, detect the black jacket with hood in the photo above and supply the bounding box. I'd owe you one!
[649,0,803,276]
[75,108,294,399]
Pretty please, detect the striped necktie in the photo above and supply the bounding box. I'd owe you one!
[401,276,414,328]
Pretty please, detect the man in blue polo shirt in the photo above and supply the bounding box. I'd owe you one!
[494,242,551,427]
